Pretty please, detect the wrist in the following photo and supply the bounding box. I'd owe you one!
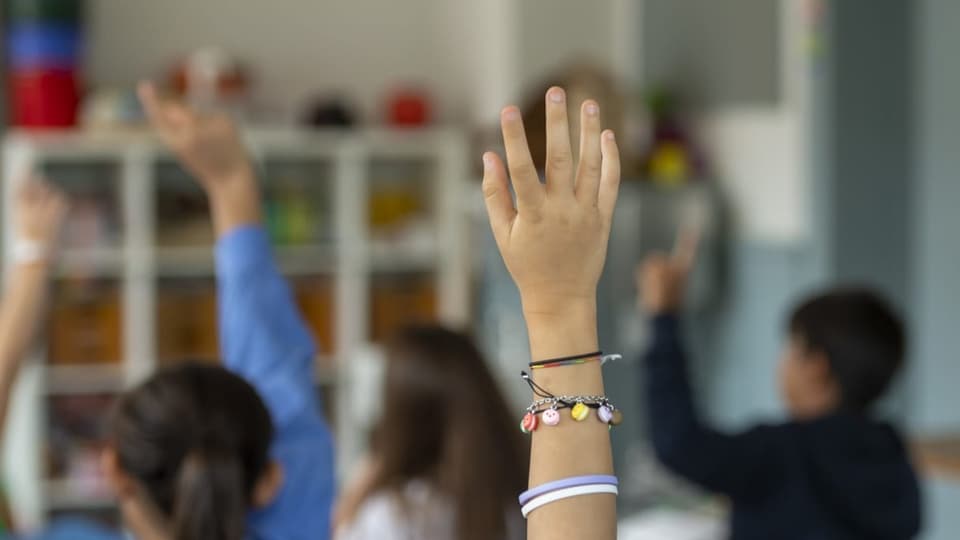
[206,169,263,238]
[521,292,596,319]
[9,239,53,268]
[204,165,257,194]
[523,298,599,362]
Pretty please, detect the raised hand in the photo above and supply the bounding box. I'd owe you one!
[482,87,621,317]
[138,81,252,186]
[483,87,620,539]
[637,226,700,315]
[0,179,69,447]
[138,81,261,236]
[16,178,69,256]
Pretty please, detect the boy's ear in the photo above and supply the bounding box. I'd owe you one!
[101,446,138,499]
[808,350,832,376]
[252,461,284,509]
[806,349,842,396]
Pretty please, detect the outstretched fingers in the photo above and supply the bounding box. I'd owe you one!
[576,100,603,205]
[481,151,517,244]
[544,87,574,195]
[500,106,544,211]
[598,130,621,224]
[137,80,193,142]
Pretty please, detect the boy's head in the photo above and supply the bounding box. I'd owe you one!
[778,287,906,418]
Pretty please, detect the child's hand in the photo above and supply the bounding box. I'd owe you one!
[16,178,68,250]
[637,227,699,315]
[138,81,261,236]
[137,81,253,188]
[482,87,620,316]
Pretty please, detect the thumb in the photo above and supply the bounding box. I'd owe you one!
[138,80,193,138]
[138,81,164,127]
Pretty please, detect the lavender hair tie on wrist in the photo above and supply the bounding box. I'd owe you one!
[518,474,619,506]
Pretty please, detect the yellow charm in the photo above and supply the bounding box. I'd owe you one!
[571,402,590,422]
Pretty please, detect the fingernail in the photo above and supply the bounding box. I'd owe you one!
[549,88,565,104]
[482,153,493,169]
[604,130,616,141]
[586,103,599,116]
[502,107,520,121]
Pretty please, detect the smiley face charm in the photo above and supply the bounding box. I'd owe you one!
[521,412,539,434]
[570,402,590,422]
[542,408,561,426]
[598,404,614,424]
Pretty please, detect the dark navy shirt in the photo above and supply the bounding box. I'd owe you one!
[644,314,921,540]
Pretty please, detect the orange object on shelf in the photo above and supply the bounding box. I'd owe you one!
[293,277,335,355]
[156,281,219,364]
[48,281,122,365]
[370,274,437,342]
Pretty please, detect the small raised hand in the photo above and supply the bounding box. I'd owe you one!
[637,226,700,315]
[16,178,69,257]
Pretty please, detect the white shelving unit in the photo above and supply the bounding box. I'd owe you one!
[0,128,472,529]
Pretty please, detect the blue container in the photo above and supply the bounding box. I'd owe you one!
[6,22,82,70]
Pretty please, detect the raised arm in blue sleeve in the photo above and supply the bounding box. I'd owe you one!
[215,225,335,540]
[215,225,322,428]
[643,314,783,501]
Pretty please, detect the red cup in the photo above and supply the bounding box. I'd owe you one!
[9,67,81,128]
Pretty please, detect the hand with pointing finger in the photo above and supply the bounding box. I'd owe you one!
[637,227,700,315]
[482,86,621,317]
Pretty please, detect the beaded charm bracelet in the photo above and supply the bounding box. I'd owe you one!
[519,372,623,433]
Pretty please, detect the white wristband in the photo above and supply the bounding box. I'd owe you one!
[521,483,619,519]
[9,240,49,265]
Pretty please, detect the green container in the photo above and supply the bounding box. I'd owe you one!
[4,0,84,24]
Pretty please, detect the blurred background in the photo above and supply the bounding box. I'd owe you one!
[0,0,956,538]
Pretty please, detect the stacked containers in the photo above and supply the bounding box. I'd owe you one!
[5,0,84,128]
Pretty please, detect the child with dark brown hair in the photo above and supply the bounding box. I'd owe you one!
[638,232,922,539]
[334,326,527,540]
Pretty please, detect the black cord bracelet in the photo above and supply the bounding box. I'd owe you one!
[528,350,602,368]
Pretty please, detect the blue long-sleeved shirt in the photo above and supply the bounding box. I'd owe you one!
[644,314,921,540]
[18,226,335,540]
[217,226,336,540]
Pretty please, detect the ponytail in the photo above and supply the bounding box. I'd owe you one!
[109,363,274,540]
[173,451,249,540]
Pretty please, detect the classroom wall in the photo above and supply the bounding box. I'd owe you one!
[86,0,474,122]
[911,0,960,534]
[911,0,960,435]
[85,0,624,126]
[641,0,813,244]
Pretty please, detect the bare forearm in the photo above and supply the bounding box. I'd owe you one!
[0,263,51,438]
[524,301,616,540]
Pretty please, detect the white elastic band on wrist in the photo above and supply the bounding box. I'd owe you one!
[10,240,49,265]
[521,484,619,518]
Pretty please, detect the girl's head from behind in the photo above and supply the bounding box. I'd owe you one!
[370,326,527,540]
[102,362,282,540]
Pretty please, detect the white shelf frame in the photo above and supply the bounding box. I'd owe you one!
[0,127,472,528]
